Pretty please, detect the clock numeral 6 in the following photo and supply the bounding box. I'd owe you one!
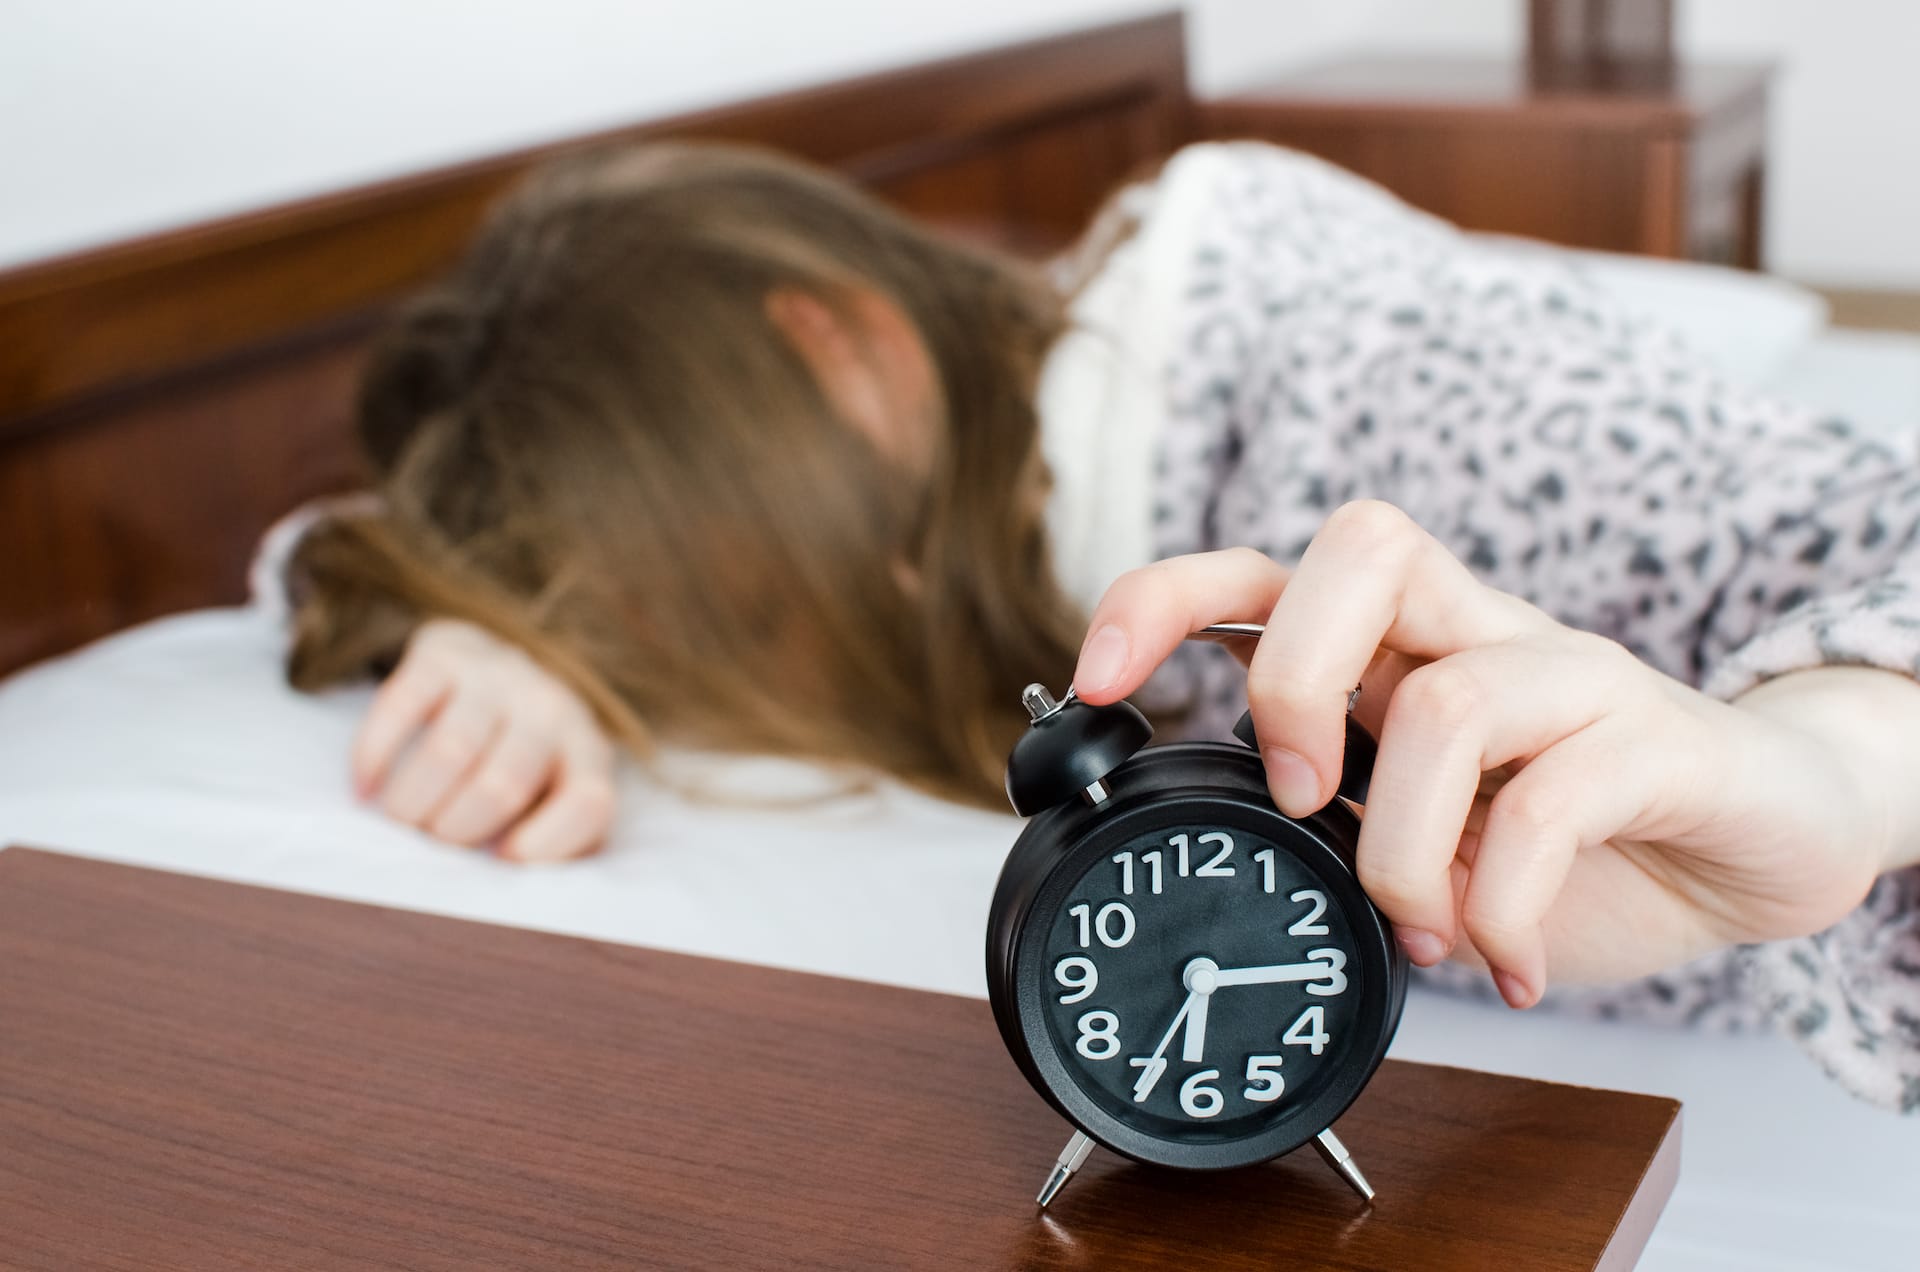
[1054,956,1098,1004]
[1179,1069,1224,1118]
[1242,1054,1286,1102]
[1068,901,1135,949]
[1075,1010,1121,1059]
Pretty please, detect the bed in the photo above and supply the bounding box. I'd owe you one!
[2,12,1915,1269]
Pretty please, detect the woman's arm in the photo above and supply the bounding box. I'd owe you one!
[1735,666,1920,879]
[1139,144,1920,1106]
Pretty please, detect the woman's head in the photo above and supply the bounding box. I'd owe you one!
[290,142,1085,805]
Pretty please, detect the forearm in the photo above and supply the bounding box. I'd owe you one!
[1732,665,1920,876]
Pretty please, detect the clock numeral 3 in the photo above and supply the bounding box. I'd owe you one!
[1305,947,1348,997]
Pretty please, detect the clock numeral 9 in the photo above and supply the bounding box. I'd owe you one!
[1179,1069,1224,1118]
[1068,901,1135,949]
[1054,956,1098,1004]
[1075,1010,1121,1059]
[1242,1054,1286,1102]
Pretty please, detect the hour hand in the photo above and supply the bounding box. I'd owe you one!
[1181,986,1210,1063]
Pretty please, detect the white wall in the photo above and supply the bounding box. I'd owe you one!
[1682,0,1920,288]
[3,1,1917,287]
[1186,0,1516,94]
[0,0,1166,270]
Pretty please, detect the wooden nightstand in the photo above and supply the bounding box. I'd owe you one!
[1201,57,1773,268]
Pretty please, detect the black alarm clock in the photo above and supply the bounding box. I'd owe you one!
[986,623,1406,1208]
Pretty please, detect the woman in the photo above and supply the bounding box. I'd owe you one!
[284,140,1920,1110]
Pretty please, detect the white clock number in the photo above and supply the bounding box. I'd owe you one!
[1194,831,1235,877]
[1242,1054,1286,1102]
[1127,1056,1167,1103]
[1305,947,1348,997]
[1287,889,1330,936]
[1076,1010,1121,1060]
[1179,1069,1224,1118]
[1068,901,1136,949]
[1054,956,1098,1004]
[1253,847,1276,894]
[1169,833,1190,877]
[1283,1005,1330,1055]
[1111,851,1165,896]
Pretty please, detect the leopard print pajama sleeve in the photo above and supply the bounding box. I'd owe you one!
[1149,142,1920,1111]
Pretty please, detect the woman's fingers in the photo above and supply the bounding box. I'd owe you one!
[428,715,559,846]
[1073,548,1292,702]
[500,738,617,864]
[352,654,455,797]
[379,691,501,826]
[1244,501,1550,815]
[1356,633,1629,970]
[1461,720,1656,1008]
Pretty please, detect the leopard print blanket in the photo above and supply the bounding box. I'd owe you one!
[1147,142,1920,1112]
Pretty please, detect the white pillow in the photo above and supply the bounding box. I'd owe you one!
[1473,233,1830,386]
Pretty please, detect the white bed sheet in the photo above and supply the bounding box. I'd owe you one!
[1,607,1913,1269]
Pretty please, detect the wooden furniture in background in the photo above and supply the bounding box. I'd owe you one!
[1529,0,1675,87]
[0,847,1681,1270]
[1201,55,1771,268]
[0,12,1189,678]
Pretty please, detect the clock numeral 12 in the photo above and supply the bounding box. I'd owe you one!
[1168,832,1235,878]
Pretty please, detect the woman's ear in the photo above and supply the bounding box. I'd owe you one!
[764,287,913,467]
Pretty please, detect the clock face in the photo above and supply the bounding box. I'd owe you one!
[1032,813,1367,1151]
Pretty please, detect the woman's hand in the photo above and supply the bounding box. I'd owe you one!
[1072,502,1886,1007]
[353,619,617,863]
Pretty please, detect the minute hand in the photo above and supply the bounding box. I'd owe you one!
[1210,959,1336,989]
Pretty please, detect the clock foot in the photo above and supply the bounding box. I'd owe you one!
[1035,1130,1094,1208]
[1313,1128,1375,1202]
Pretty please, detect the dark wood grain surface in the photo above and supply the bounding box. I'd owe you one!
[0,848,1678,1270]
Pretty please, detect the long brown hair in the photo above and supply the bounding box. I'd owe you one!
[287,142,1085,807]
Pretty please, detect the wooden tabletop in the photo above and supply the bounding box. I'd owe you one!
[0,847,1680,1270]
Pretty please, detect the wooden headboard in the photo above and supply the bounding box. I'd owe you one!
[0,12,1189,677]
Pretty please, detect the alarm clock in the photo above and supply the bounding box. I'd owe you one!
[986,624,1406,1208]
